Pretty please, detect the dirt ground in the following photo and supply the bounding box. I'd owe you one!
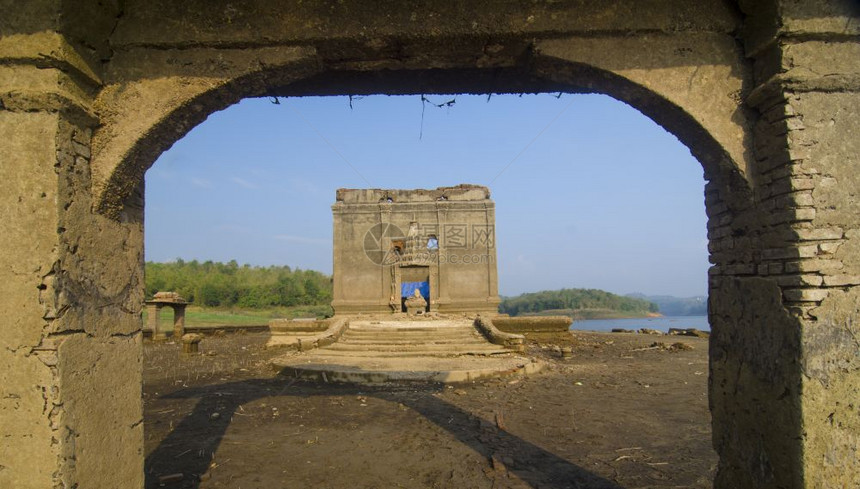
[143,330,716,489]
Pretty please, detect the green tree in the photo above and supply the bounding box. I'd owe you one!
[144,260,333,308]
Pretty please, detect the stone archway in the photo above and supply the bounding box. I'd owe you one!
[2,2,858,488]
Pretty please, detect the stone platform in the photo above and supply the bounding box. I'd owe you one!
[271,319,541,384]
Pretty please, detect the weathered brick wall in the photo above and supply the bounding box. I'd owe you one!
[710,2,860,487]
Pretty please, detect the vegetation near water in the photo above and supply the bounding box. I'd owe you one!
[626,293,707,316]
[499,288,659,319]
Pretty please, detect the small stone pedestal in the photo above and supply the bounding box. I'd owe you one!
[181,333,204,354]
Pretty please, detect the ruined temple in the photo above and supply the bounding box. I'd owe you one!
[331,185,500,315]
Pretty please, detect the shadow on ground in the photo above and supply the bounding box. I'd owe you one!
[145,374,624,489]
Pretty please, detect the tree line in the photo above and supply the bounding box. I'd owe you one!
[145,260,332,308]
[499,288,659,316]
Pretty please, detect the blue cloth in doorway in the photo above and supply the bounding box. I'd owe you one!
[401,281,429,299]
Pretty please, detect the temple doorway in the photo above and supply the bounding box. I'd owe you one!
[400,266,430,313]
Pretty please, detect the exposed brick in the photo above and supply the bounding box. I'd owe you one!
[784,259,844,273]
[799,245,819,257]
[787,192,814,207]
[793,228,843,241]
[774,274,824,287]
[725,263,756,275]
[795,208,816,221]
[822,275,860,287]
[782,288,829,302]
[762,247,795,260]
[786,145,811,161]
[762,245,817,260]
[818,242,841,254]
[767,177,815,197]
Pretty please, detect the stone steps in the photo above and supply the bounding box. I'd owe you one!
[345,327,472,334]
[333,338,483,346]
[271,318,539,384]
[342,328,478,334]
[273,355,544,384]
[273,355,543,384]
[321,320,498,356]
[340,329,474,338]
[343,329,478,337]
[314,346,511,357]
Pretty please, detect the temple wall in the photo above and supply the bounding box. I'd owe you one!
[332,186,499,314]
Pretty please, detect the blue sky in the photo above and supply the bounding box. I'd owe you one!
[145,93,708,297]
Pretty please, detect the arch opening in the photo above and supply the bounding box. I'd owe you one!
[140,90,719,487]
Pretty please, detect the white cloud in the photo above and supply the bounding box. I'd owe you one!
[230,177,258,189]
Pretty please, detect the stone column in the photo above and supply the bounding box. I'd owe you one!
[0,15,144,489]
[0,112,145,489]
[1,102,73,489]
[147,303,165,341]
[711,2,860,488]
[790,87,860,488]
[173,305,186,338]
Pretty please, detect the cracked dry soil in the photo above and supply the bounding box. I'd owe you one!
[144,330,715,489]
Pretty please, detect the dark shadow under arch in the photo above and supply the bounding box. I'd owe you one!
[145,376,625,489]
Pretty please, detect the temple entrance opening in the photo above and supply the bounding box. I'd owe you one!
[400,267,430,314]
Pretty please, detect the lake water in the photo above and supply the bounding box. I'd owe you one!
[571,315,710,333]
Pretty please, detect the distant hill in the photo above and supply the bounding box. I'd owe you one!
[626,293,707,316]
[499,288,659,319]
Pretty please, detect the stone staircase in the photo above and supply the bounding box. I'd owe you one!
[314,320,511,357]
[272,319,541,384]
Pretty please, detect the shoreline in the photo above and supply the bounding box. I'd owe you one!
[520,310,663,321]
[571,314,711,333]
